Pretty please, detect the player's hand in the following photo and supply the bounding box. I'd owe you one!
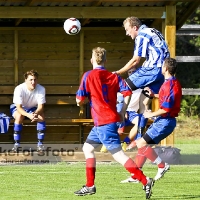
[30,113,38,122]
[143,87,154,98]
[112,71,120,75]
[31,118,38,122]
[143,110,153,118]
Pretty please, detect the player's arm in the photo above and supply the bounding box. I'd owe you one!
[143,108,167,118]
[118,91,132,122]
[76,72,89,106]
[33,87,46,118]
[143,87,159,99]
[116,55,141,75]
[120,95,131,117]
[31,104,45,122]
[117,76,132,117]
[34,104,44,115]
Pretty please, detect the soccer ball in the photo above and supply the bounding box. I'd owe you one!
[63,18,81,35]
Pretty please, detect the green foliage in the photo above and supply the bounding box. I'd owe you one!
[186,6,200,24]
[176,6,200,117]
[180,95,200,117]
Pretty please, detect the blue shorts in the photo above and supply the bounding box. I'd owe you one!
[126,67,164,94]
[144,117,176,144]
[118,111,139,129]
[86,122,122,154]
[10,104,37,118]
[124,111,139,126]
[125,111,141,140]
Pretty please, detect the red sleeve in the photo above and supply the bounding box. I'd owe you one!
[121,90,132,97]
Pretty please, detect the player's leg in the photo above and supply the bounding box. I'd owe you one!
[136,117,176,180]
[122,113,139,151]
[23,107,46,152]
[118,111,139,152]
[74,127,101,196]
[100,122,154,199]
[125,67,164,136]
[116,94,126,135]
[10,104,24,152]
[36,112,46,152]
[112,147,154,199]
[121,115,144,184]
[123,114,149,151]
[138,93,146,114]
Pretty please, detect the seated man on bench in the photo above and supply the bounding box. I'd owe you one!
[10,69,46,152]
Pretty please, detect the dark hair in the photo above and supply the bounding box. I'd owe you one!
[164,58,177,75]
[24,69,39,79]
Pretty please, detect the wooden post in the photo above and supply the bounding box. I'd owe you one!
[79,30,85,119]
[165,5,176,59]
[160,5,176,146]
[79,30,84,81]
[14,30,18,86]
[152,98,159,112]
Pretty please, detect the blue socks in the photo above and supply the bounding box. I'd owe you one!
[37,122,46,146]
[13,123,22,144]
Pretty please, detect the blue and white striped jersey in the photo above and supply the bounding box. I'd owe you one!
[134,25,170,68]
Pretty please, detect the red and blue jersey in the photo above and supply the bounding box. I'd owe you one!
[76,67,132,126]
[159,77,182,117]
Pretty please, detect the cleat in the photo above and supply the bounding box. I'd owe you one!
[37,145,45,153]
[11,144,20,153]
[121,142,127,152]
[126,140,137,151]
[100,145,108,153]
[143,178,154,199]
[154,163,170,181]
[74,185,96,196]
[120,177,139,183]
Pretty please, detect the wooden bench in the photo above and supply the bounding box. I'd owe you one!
[0,85,94,144]
[0,85,164,145]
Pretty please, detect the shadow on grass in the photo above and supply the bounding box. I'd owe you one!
[154,195,200,199]
[180,154,200,165]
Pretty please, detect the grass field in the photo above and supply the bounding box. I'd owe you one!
[0,116,199,200]
[1,162,200,200]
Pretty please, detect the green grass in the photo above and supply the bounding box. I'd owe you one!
[174,116,200,164]
[0,116,199,200]
[1,162,200,200]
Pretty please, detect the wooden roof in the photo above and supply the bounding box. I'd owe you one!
[0,0,199,29]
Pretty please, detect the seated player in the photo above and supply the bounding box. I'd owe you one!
[10,69,46,152]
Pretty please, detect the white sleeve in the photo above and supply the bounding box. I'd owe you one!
[13,86,23,105]
[37,87,46,104]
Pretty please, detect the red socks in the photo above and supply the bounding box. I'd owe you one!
[86,158,96,187]
[136,146,165,168]
[124,158,147,185]
[86,157,149,186]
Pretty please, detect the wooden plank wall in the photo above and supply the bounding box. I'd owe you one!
[0,27,132,144]
[84,29,132,72]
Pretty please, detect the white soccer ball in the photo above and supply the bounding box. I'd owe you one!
[63,18,81,35]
